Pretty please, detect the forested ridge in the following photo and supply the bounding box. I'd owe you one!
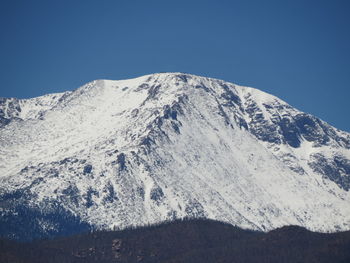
[1,218,349,263]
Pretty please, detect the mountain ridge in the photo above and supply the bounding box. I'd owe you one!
[1,73,349,240]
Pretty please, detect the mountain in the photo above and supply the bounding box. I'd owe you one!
[0,73,349,240]
[1,219,350,263]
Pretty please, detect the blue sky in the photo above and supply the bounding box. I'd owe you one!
[1,0,349,131]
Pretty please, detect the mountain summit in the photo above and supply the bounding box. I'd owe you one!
[1,73,349,240]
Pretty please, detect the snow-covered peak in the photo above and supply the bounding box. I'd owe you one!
[0,73,349,240]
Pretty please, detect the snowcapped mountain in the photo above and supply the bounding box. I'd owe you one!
[1,73,349,240]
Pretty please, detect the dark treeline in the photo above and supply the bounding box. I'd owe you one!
[1,218,350,263]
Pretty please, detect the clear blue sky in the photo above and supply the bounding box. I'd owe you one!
[1,0,349,131]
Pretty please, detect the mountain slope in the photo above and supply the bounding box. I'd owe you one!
[0,73,349,240]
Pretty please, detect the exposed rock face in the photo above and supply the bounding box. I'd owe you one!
[0,73,349,240]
